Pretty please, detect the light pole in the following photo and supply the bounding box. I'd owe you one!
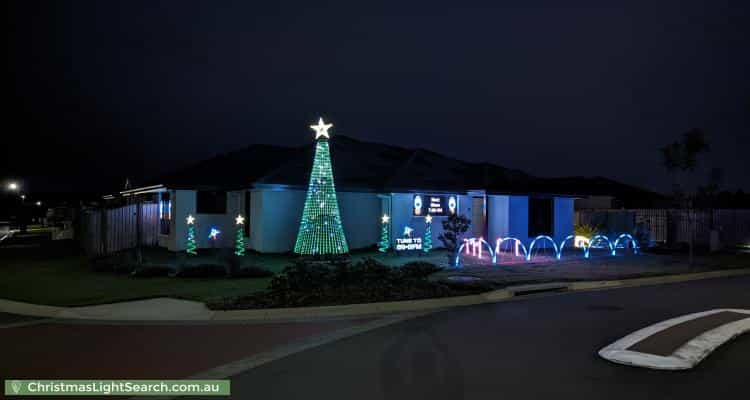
[4,181,24,232]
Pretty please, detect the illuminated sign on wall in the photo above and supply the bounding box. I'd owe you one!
[413,195,457,217]
[396,237,423,251]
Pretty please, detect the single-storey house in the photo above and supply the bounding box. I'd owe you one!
[112,135,581,253]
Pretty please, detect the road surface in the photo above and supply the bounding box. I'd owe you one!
[199,276,749,399]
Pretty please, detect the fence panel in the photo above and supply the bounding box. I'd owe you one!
[80,203,160,256]
[576,208,750,247]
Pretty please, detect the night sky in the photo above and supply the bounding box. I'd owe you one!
[5,0,749,195]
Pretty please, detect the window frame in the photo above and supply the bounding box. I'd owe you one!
[196,190,227,214]
[528,197,554,237]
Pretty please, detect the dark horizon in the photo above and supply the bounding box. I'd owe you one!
[5,0,749,196]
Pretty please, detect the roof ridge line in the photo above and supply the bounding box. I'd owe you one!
[251,144,310,186]
[381,148,423,189]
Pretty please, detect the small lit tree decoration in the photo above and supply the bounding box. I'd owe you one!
[234,214,246,256]
[186,214,197,255]
[293,117,349,255]
[423,214,433,253]
[378,214,390,252]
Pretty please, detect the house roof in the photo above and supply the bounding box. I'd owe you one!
[152,135,658,198]
[536,176,669,207]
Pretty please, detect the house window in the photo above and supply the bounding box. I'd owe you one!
[159,192,171,235]
[244,191,251,237]
[196,191,227,214]
[528,198,553,237]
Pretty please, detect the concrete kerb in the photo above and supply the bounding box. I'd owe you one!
[569,267,750,291]
[1,267,749,323]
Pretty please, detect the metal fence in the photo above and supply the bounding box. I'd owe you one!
[79,203,160,256]
[575,209,750,247]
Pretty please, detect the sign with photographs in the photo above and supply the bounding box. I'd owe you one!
[412,194,457,217]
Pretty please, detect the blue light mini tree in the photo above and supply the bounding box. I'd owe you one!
[185,214,197,255]
[293,118,349,255]
[423,214,433,253]
[234,214,246,256]
[378,214,390,252]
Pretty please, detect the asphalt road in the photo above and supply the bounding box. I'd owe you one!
[204,276,750,400]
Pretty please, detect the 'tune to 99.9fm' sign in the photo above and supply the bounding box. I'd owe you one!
[413,194,457,217]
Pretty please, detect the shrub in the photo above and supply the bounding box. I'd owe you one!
[173,264,228,278]
[399,261,443,279]
[574,223,599,238]
[269,260,333,292]
[131,265,173,278]
[438,213,471,252]
[230,266,274,279]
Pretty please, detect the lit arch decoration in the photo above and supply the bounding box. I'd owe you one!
[454,237,495,267]
[584,235,614,259]
[527,235,559,261]
[557,234,586,260]
[612,233,639,256]
[494,237,528,262]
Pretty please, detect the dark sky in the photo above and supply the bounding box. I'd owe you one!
[5,0,749,194]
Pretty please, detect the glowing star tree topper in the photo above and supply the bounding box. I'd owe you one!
[185,214,197,255]
[378,214,390,253]
[293,117,349,255]
[310,117,333,139]
[234,214,246,256]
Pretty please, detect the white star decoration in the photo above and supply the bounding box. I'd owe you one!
[235,214,245,225]
[310,117,333,139]
[186,214,195,225]
[425,214,433,224]
[381,214,390,224]
[403,226,414,237]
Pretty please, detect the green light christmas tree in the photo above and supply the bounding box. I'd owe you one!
[234,214,246,256]
[293,118,349,255]
[186,214,197,255]
[378,214,390,252]
[423,214,433,253]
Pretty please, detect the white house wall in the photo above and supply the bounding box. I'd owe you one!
[168,189,243,251]
[487,195,510,241]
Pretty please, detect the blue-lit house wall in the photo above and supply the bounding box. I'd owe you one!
[163,188,574,253]
[247,188,380,253]
[503,196,574,243]
[387,193,473,249]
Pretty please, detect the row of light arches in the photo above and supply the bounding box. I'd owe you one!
[454,233,639,267]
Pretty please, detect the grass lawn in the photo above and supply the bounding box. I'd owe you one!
[0,238,452,307]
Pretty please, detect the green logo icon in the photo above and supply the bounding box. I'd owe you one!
[11,381,21,395]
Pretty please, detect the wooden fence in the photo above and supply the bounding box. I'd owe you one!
[575,209,750,246]
[80,203,160,256]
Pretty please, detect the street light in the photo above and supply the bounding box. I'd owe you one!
[35,201,42,206]
[7,182,19,191]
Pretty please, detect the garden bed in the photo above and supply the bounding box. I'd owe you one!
[206,258,494,310]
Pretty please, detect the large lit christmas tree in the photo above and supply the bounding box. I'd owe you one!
[378,214,390,252]
[293,118,349,255]
[186,214,197,255]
